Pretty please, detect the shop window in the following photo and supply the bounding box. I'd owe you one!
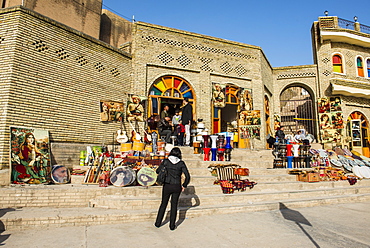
[332,55,343,73]
[357,57,364,77]
[367,59,370,78]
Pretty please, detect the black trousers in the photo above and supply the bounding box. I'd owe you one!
[155,183,182,228]
[159,129,172,143]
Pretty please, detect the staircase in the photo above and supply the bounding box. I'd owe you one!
[1,147,370,231]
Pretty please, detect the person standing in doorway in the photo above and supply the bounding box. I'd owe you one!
[181,98,193,146]
[160,104,170,119]
[154,147,190,230]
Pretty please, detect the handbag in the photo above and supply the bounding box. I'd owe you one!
[156,160,168,185]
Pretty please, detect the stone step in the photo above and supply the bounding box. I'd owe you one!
[189,174,297,185]
[184,160,273,169]
[188,167,292,177]
[181,147,274,160]
[89,184,370,210]
[2,175,368,209]
[87,178,370,199]
[3,192,370,231]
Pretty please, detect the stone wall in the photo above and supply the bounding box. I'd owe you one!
[100,9,132,48]
[3,0,102,39]
[0,7,132,176]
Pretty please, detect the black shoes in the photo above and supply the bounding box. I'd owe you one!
[154,223,176,230]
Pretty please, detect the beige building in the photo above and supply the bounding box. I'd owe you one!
[0,1,370,185]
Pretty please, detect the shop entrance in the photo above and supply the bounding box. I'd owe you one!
[212,84,240,134]
[347,111,369,156]
[147,75,196,129]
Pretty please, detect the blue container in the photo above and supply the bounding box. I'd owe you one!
[287,156,294,168]
[211,148,217,161]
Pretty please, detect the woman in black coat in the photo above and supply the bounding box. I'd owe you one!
[154,147,191,230]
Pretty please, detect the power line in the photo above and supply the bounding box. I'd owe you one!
[102,3,135,22]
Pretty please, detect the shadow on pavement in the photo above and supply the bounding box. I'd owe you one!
[162,186,200,227]
[0,208,16,246]
[279,203,319,248]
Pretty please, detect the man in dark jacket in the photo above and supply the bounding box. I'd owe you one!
[275,126,286,143]
[158,116,173,143]
[181,98,193,146]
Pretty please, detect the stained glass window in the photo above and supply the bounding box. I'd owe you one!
[357,57,364,77]
[149,76,194,99]
[332,55,343,73]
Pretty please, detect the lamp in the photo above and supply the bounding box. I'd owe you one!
[324,10,328,16]
[354,16,358,22]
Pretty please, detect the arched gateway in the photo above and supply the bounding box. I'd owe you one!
[347,111,370,156]
[279,85,317,138]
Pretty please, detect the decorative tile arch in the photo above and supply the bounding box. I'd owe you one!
[148,75,195,116]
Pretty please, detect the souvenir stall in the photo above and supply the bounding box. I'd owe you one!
[196,133,234,162]
[271,141,370,183]
[317,97,344,146]
[75,95,173,188]
[208,163,256,194]
[289,146,370,183]
[272,139,311,169]
[238,110,261,149]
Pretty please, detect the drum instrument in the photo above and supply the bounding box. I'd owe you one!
[51,165,71,184]
[137,167,157,186]
[157,141,165,152]
[110,166,136,187]
[145,144,153,153]
[132,141,145,152]
[193,141,201,154]
[273,159,284,168]
[234,167,250,176]
[120,143,132,152]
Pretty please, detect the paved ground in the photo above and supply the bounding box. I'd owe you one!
[1,201,369,248]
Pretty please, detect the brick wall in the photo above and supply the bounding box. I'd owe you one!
[4,0,103,39]
[0,7,132,175]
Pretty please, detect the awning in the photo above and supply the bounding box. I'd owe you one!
[331,83,370,99]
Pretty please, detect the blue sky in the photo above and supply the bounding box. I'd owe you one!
[102,0,370,68]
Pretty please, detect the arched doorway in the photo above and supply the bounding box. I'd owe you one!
[279,85,316,138]
[347,111,369,156]
[212,84,240,134]
[148,75,196,117]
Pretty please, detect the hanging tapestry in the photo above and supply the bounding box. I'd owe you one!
[238,110,261,139]
[10,127,51,184]
[100,100,124,122]
[239,88,253,111]
[317,97,343,143]
[273,114,281,131]
[212,83,226,108]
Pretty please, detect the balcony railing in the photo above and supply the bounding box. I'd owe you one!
[338,18,370,35]
[338,18,355,30]
[361,24,370,35]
